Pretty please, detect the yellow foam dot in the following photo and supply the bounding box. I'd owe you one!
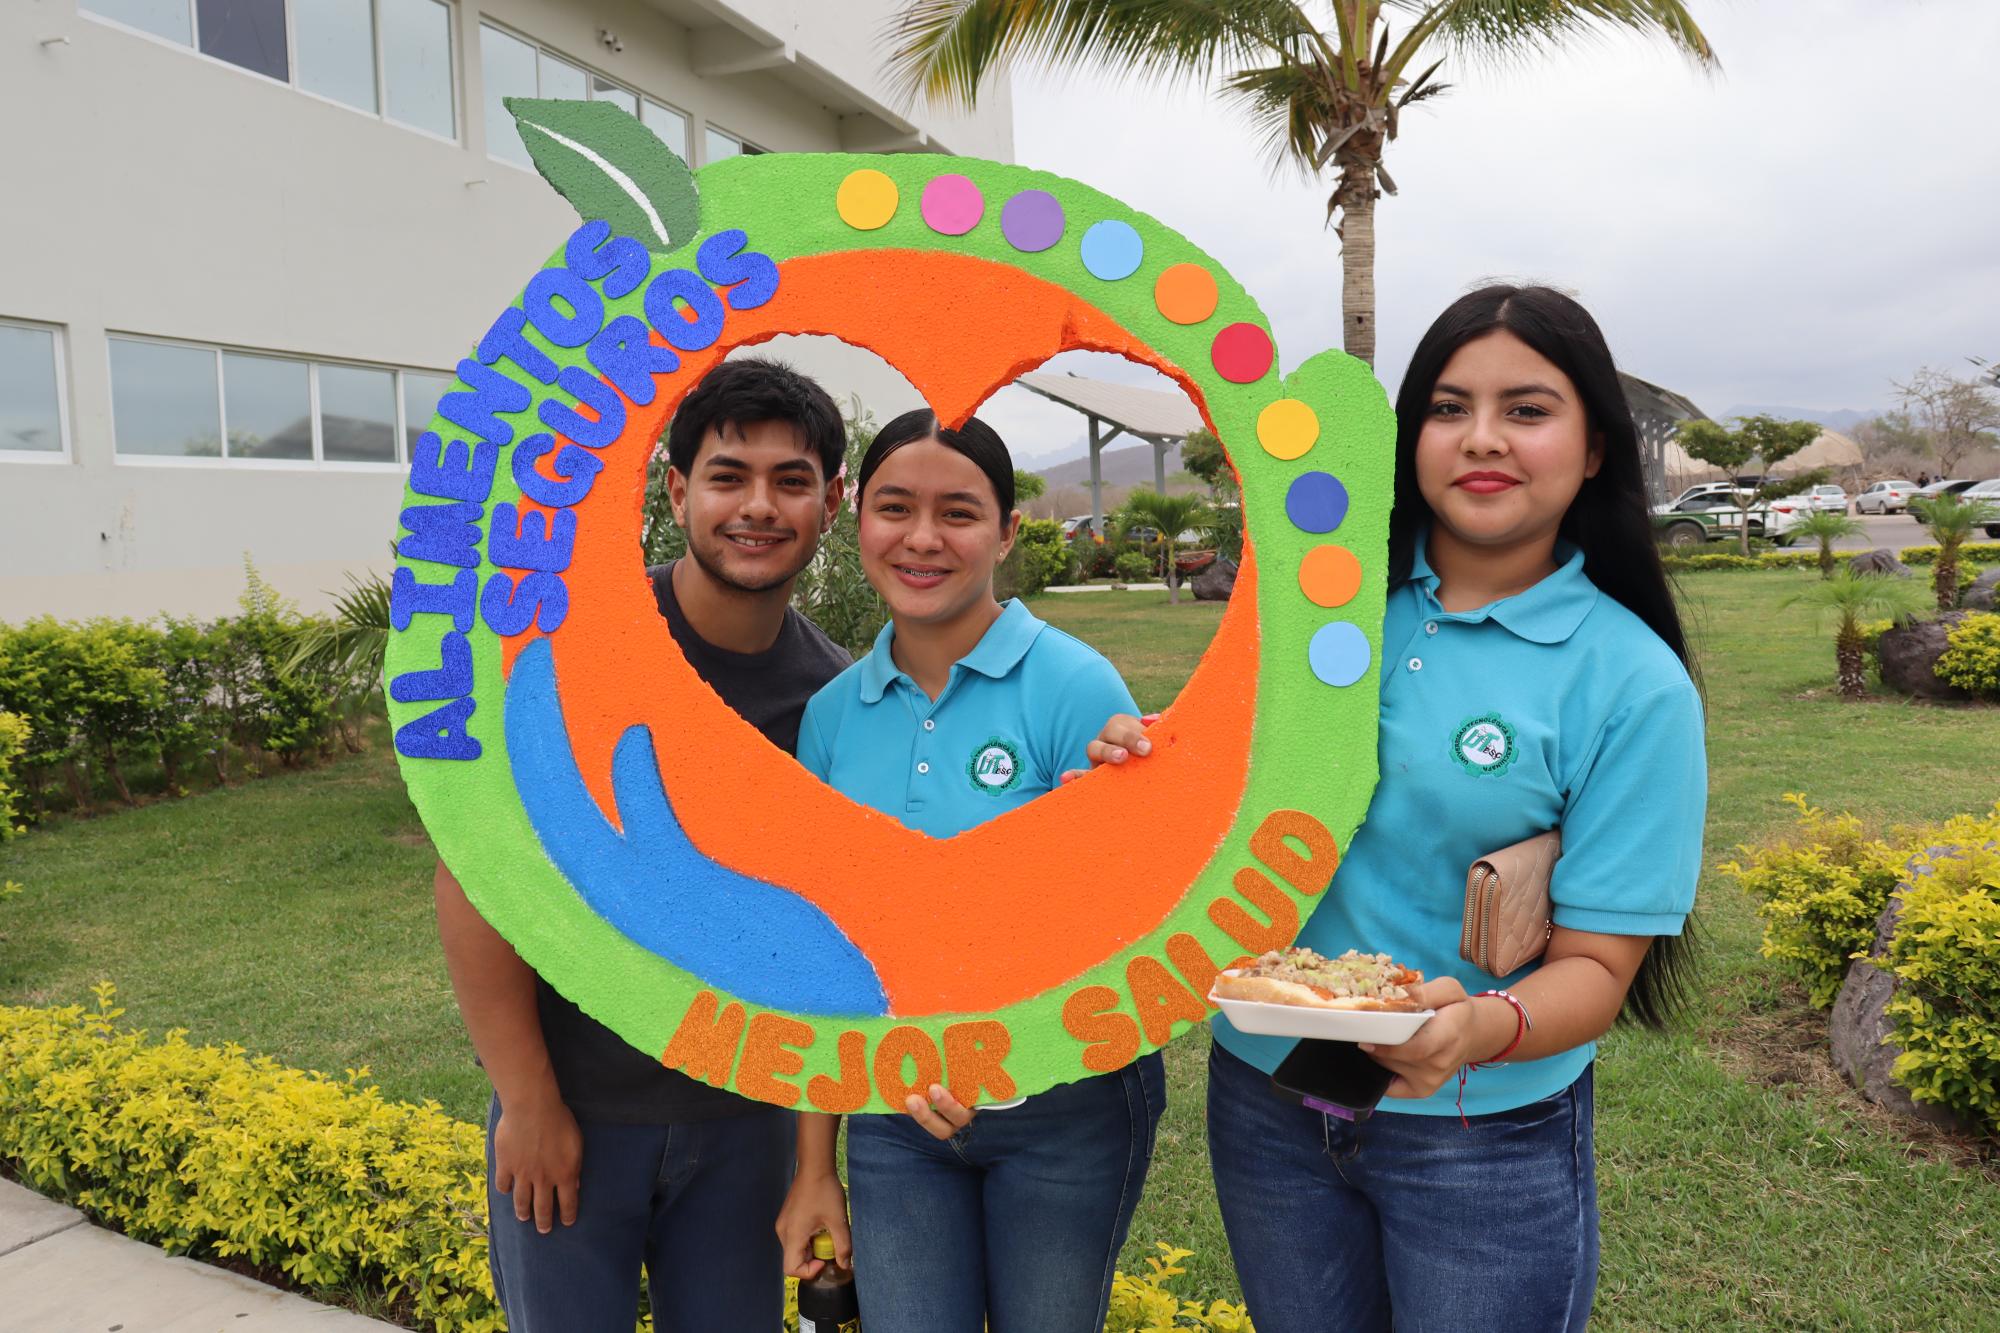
[1257,399,1319,460]
[836,169,899,230]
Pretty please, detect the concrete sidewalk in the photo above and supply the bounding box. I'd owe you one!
[0,1178,400,1332]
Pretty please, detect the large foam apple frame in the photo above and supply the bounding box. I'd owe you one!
[384,98,1393,1113]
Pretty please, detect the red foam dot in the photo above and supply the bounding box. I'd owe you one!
[1211,323,1274,384]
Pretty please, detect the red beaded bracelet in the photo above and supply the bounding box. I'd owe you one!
[1454,989,1533,1126]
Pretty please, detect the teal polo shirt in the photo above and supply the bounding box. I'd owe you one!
[797,599,1139,840]
[1213,539,1706,1116]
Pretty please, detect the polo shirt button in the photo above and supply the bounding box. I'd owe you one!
[1408,657,1423,672]
[1425,621,1438,635]
[923,720,935,731]
[917,761,930,774]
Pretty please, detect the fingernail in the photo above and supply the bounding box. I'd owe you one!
[1136,740,1151,755]
[1110,748,1125,761]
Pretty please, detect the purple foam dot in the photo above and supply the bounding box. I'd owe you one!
[1001,189,1065,253]
[921,174,985,235]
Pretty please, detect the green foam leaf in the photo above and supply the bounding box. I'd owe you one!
[504,97,699,252]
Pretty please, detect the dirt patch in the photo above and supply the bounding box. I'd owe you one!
[389,831,433,851]
[1707,975,1999,1180]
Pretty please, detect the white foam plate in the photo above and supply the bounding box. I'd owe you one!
[1209,971,1434,1044]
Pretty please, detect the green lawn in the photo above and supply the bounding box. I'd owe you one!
[4,572,1998,1328]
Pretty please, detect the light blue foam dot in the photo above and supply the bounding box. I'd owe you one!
[1080,219,1144,281]
[1307,622,1371,688]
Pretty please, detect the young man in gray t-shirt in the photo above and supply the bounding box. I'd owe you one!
[434,357,851,1331]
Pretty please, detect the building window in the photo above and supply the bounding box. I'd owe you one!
[223,350,313,460]
[109,334,441,469]
[480,21,691,167]
[318,363,397,463]
[402,369,449,456]
[0,320,70,460]
[81,0,455,140]
[642,98,689,161]
[704,126,764,164]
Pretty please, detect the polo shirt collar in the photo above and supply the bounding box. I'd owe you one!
[1405,531,1598,646]
[856,598,1045,702]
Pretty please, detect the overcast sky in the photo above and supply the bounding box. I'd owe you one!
[966,0,2000,466]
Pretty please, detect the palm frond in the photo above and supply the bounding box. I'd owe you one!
[1382,0,1715,82]
[885,0,1318,109]
[285,570,393,690]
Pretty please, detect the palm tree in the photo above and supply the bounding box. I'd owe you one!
[1788,570,1930,701]
[1120,487,1213,604]
[1910,493,1999,611]
[1788,509,1862,579]
[888,1,1715,366]
[284,570,391,752]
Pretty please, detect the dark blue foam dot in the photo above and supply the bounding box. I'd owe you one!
[1286,472,1349,534]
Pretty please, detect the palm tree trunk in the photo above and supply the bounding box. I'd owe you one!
[1835,624,1866,700]
[1817,538,1836,578]
[1336,160,1377,366]
[1935,547,1959,611]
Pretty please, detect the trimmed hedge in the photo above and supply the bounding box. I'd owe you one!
[0,994,1253,1332]
[0,569,362,819]
[1936,613,2000,697]
[0,710,26,839]
[1880,816,2000,1132]
[1719,795,1903,1007]
[1662,542,2000,575]
[1722,798,2000,1131]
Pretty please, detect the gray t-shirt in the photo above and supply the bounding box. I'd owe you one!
[534,561,852,1123]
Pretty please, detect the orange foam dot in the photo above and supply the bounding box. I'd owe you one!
[1155,263,1218,325]
[1298,545,1362,608]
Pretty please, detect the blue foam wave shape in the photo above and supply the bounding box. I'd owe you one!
[505,636,889,1017]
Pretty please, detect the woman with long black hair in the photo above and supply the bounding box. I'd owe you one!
[1195,284,1706,1331]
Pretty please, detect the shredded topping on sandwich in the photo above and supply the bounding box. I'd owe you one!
[1238,947,1420,1001]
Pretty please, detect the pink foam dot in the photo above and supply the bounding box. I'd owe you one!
[921,175,985,236]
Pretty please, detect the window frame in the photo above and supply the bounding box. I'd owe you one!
[703,124,766,164]
[478,18,694,171]
[78,0,460,147]
[0,317,74,466]
[107,330,442,474]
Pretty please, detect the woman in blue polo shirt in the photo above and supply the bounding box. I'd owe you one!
[773,409,1166,1333]
[1191,286,1703,1331]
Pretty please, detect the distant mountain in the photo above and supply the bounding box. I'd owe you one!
[1719,405,1886,432]
[1035,441,1186,490]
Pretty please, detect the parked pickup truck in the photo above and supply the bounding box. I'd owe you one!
[1652,485,1805,548]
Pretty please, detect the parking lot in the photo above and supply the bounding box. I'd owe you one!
[1833,512,1931,550]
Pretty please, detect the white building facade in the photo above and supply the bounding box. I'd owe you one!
[0,0,1011,619]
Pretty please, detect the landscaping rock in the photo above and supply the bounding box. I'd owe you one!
[1848,548,1913,578]
[1964,568,2000,612]
[1829,892,1978,1134]
[1192,556,1238,602]
[1877,613,1970,700]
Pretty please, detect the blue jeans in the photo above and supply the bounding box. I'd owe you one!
[846,1052,1166,1333]
[484,1097,793,1333]
[1206,1042,1598,1333]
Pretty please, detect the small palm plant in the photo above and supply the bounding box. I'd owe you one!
[1911,493,2000,610]
[1119,488,1213,605]
[1788,509,1863,578]
[1788,569,1930,700]
[285,570,392,751]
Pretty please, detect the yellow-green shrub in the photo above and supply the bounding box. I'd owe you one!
[1719,795,1905,1007]
[0,709,26,839]
[1935,613,2000,697]
[1,992,1247,1333]
[1877,809,2000,1132]
[1897,541,2000,567]
[1106,1246,1256,1331]
[0,988,503,1333]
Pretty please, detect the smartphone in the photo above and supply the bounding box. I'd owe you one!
[1269,1039,1394,1122]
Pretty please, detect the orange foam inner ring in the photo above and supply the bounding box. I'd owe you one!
[508,249,1259,1016]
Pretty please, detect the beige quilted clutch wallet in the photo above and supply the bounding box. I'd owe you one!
[1460,830,1560,976]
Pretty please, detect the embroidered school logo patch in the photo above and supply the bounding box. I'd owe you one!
[1451,714,1517,776]
[968,738,1024,793]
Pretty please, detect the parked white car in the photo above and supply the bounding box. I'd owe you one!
[1856,479,1916,515]
[1963,479,2000,537]
[1805,484,1850,514]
